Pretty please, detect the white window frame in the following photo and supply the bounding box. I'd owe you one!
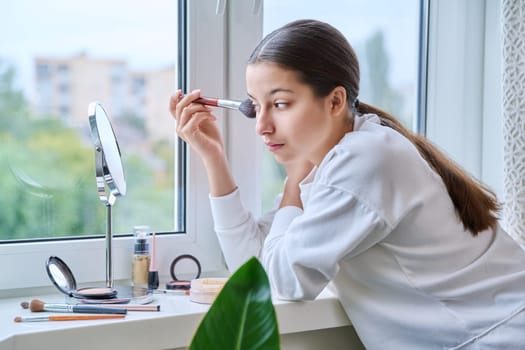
[0,0,263,295]
[0,0,500,295]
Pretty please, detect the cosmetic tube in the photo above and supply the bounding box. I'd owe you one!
[148,231,159,290]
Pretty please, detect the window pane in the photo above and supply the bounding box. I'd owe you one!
[261,0,421,211]
[0,0,179,240]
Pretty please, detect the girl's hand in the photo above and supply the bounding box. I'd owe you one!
[169,89,237,197]
[169,89,224,163]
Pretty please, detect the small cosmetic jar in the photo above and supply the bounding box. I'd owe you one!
[189,278,228,304]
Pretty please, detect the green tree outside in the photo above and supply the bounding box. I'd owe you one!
[0,60,175,241]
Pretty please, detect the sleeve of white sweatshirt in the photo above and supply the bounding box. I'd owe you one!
[261,184,389,301]
[209,188,277,272]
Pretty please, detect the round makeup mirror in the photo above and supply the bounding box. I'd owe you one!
[88,102,126,290]
[87,102,151,303]
[88,102,126,205]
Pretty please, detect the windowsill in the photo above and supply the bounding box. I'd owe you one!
[0,288,352,350]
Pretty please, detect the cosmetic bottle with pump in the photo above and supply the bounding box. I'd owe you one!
[132,226,150,288]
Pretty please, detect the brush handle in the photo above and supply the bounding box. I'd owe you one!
[84,304,160,311]
[15,314,125,322]
[42,303,126,314]
[73,305,127,314]
[194,97,242,110]
[194,97,219,106]
[49,314,125,321]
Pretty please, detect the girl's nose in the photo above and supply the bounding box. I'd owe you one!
[255,108,274,136]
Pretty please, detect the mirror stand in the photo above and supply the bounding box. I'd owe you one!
[90,105,119,289]
[105,203,113,288]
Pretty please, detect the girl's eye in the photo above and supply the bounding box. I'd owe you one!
[274,102,287,109]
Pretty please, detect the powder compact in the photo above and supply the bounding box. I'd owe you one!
[189,277,228,304]
[46,256,118,299]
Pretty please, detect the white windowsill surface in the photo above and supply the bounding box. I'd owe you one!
[0,288,352,350]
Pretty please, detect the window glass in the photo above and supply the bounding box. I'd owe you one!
[0,0,179,241]
[261,0,420,211]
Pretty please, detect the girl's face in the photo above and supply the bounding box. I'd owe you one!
[246,62,339,165]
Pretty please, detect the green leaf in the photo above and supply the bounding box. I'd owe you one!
[189,257,280,350]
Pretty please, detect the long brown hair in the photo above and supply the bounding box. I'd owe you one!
[248,19,499,235]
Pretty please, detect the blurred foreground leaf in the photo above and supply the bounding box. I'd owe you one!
[189,257,280,350]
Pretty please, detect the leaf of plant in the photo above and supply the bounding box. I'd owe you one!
[189,257,280,350]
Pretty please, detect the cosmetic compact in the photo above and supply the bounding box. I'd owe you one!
[46,255,154,304]
[166,254,202,291]
[46,256,118,299]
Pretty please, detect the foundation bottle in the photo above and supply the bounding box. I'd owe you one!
[132,226,150,287]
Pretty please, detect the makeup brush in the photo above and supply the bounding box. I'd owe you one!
[29,299,127,314]
[14,314,125,322]
[194,96,256,119]
[148,231,159,290]
[22,300,160,312]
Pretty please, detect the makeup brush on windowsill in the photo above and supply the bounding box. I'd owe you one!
[14,314,125,322]
[21,300,160,312]
[29,299,127,314]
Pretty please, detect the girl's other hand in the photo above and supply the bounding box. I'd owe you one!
[280,159,315,209]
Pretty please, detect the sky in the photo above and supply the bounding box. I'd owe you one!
[0,0,178,100]
[0,0,419,101]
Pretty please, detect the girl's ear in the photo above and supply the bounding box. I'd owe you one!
[328,86,347,117]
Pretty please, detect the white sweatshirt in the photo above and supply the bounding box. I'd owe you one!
[210,114,525,349]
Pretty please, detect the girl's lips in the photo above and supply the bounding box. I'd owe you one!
[265,142,284,152]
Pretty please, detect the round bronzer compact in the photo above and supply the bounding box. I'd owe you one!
[165,254,202,291]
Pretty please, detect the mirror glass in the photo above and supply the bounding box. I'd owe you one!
[46,255,119,299]
[46,255,77,294]
[88,102,126,204]
[49,264,69,289]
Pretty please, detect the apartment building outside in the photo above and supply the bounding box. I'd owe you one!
[34,53,175,142]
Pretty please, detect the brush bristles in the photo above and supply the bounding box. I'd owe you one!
[29,299,45,312]
[239,99,256,118]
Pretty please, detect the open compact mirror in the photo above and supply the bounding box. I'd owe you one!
[46,256,117,299]
[46,256,153,304]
